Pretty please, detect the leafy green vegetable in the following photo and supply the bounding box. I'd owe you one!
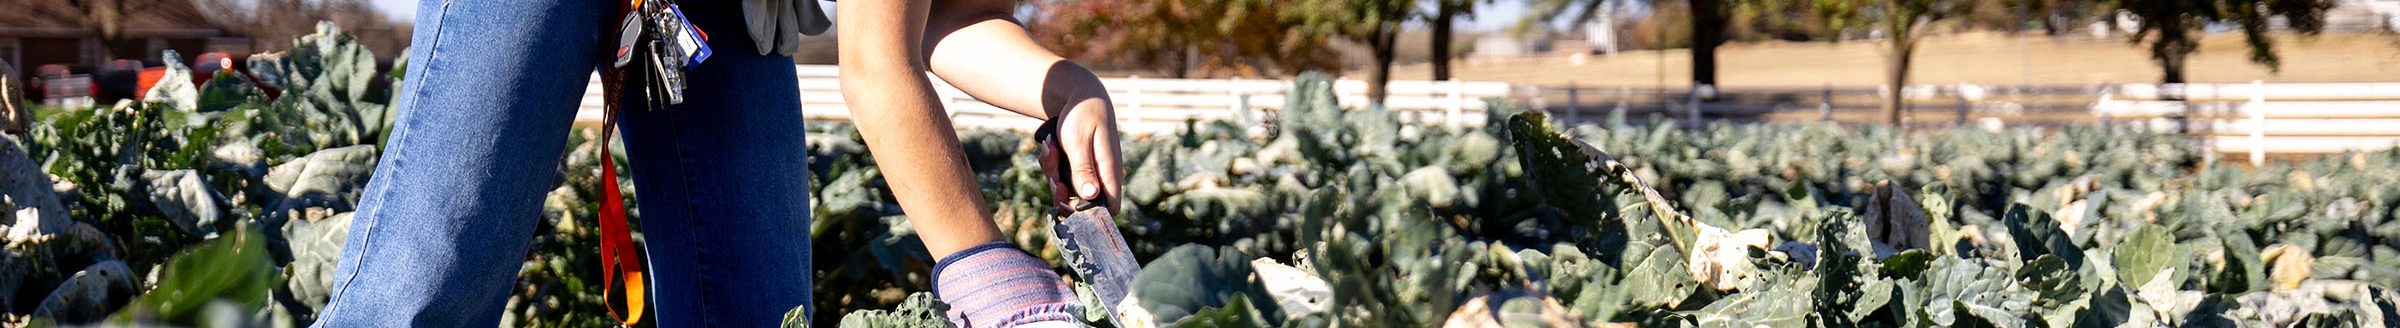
[9,27,2400,328]
[837,292,950,328]
[109,223,279,325]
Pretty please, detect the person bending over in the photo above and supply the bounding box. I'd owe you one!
[314,0,1119,327]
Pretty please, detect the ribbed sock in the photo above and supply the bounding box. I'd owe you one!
[932,242,1083,328]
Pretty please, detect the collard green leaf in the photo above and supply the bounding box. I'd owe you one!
[1162,294,1272,328]
[2114,226,2176,292]
[142,50,199,113]
[2004,203,2084,267]
[1620,243,1695,310]
[280,210,349,312]
[109,224,279,325]
[1504,112,1609,226]
[2019,255,2083,311]
[1814,208,1894,325]
[141,169,226,236]
[1691,270,1812,328]
[1127,244,1281,326]
[837,292,951,328]
[1883,250,1935,280]
[1919,256,2035,327]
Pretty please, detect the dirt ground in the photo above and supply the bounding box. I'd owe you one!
[1384,32,2400,88]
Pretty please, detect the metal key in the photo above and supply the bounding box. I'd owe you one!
[612,14,644,69]
[643,41,682,108]
[623,0,706,107]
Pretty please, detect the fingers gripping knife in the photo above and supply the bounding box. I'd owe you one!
[1033,120,1143,323]
[597,0,711,326]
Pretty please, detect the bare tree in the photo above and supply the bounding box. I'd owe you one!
[196,0,413,58]
[57,0,171,61]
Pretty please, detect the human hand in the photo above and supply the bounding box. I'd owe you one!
[1037,98,1122,213]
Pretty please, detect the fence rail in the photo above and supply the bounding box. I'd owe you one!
[2093,82,2400,163]
[576,65,1511,134]
[567,66,2400,160]
[1522,84,2105,129]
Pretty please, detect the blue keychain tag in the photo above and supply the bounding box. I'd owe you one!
[668,4,711,66]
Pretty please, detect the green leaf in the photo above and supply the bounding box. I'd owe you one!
[1619,243,1696,310]
[1162,294,1272,328]
[1882,250,1935,280]
[2113,226,2175,292]
[836,292,951,328]
[110,224,281,325]
[1919,256,2035,327]
[1691,271,1813,328]
[2003,203,2083,267]
[2018,254,2085,326]
[1128,244,1281,326]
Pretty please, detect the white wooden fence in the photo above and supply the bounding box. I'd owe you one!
[568,66,2400,161]
[2092,82,2400,163]
[578,65,1513,134]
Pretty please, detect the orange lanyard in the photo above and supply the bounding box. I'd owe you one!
[598,0,648,324]
[596,106,646,326]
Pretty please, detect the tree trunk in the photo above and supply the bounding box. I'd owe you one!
[90,10,123,62]
[1432,2,1457,81]
[1174,45,1194,78]
[2152,17,2192,134]
[1885,37,1914,127]
[2154,19,2191,84]
[1689,0,1723,87]
[1368,22,1399,107]
[95,34,121,63]
[2041,7,2065,36]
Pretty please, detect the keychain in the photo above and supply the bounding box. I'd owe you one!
[598,0,713,326]
[611,0,711,108]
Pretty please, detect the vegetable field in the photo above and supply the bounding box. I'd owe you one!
[816,75,2400,327]
[1,23,2396,328]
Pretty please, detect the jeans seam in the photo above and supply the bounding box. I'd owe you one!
[659,106,717,326]
[320,0,450,320]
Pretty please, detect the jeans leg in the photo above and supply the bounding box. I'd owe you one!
[315,0,611,326]
[614,1,814,326]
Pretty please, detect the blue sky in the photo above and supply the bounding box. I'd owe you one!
[370,0,1539,32]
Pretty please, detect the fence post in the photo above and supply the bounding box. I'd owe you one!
[1128,75,1144,112]
[1687,85,1710,128]
[1956,85,1971,127]
[1566,82,1581,123]
[1616,86,1629,119]
[1449,79,1466,131]
[2096,87,2113,130]
[1229,76,1247,124]
[1528,85,1547,119]
[1687,88,1698,126]
[1820,84,1832,122]
[2250,80,2266,166]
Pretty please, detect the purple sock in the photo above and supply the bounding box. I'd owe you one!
[933,242,1083,328]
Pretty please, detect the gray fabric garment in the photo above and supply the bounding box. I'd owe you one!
[0,60,27,135]
[742,0,830,56]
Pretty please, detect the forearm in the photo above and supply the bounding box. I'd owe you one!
[921,5,1124,210]
[837,0,1002,259]
[926,16,1112,120]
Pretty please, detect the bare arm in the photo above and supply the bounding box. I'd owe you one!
[836,0,1002,259]
[923,0,1123,210]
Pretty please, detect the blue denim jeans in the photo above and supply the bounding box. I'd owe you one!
[315,0,813,326]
